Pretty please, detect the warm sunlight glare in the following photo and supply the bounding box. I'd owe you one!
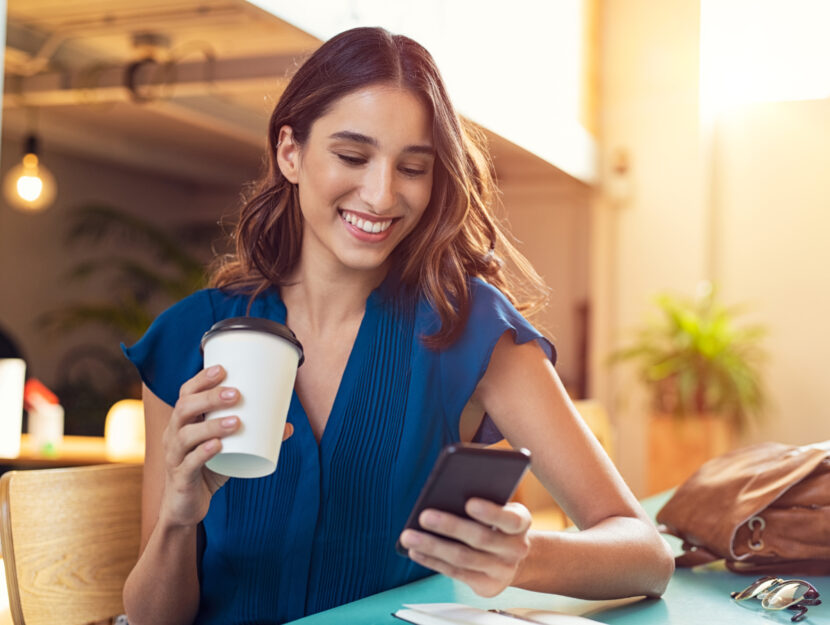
[700,0,830,117]
[249,0,594,182]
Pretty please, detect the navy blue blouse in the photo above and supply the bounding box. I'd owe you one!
[124,278,555,624]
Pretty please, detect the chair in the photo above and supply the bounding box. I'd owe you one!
[0,463,142,625]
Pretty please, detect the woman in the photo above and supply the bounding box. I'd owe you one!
[122,26,674,625]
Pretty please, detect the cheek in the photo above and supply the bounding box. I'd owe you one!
[408,177,434,220]
[298,154,352,202]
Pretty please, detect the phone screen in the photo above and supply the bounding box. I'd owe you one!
[396,443,531,556]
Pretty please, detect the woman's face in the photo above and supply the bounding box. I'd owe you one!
[278,84,435,278]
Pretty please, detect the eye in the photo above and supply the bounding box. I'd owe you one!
[399,165,428,178]
[336,153,366,166]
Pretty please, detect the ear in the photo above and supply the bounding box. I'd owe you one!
[276,125,300,184]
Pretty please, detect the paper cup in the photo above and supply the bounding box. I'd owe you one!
[0,358,26,458]
[201,317,303,478]
[29,402,64,455]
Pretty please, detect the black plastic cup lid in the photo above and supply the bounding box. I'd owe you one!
[200,317,304,366]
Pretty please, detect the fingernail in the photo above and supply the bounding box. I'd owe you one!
[220,388,237,400]
[206,365,221,378]
[221,416,238,428]
[402,530,421,547]
[205,439,219,452]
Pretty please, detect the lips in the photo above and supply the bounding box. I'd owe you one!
[338,209,397,236]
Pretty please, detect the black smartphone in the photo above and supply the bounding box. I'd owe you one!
[396,443,531,556]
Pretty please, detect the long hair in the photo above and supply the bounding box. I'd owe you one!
[210,27,548,348]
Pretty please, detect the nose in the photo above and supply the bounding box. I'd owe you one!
[359,163,397,214]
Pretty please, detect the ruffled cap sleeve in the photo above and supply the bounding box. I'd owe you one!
[121,290,217,406]
[440,279,556,444]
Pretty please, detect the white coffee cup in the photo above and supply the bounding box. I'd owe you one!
[0,358,26,458]
[201,317,303,478]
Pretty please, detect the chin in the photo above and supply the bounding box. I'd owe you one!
[337,250,392,274]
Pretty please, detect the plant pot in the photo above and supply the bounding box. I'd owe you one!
[647,412,736,495]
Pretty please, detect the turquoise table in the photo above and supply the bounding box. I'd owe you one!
[288,493,830,624]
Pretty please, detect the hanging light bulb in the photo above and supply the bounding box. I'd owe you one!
[3,134,57,213]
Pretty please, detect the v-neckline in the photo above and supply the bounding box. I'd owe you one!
[275,286,381,450]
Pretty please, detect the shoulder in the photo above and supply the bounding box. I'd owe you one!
[421,275,556,366]
[122,287,271,406]
[467,277,515,320]
[155,287,267,323]
[414,277,517,335]
[461,278,554,361]
[157,288,217,319]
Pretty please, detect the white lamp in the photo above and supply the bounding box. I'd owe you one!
[105,399,145,462]
[2,134,57,213]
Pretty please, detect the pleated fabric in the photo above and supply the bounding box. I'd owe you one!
[123,278,555,624]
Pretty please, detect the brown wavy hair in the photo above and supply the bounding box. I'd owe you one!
[210,26,548,348]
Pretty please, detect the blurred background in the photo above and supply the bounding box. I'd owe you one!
[1,0,828,497]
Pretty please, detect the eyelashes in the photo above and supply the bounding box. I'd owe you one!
[335,153,428,178]
[337,153,366,166]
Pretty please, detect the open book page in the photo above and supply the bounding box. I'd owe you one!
[392,603,600,624]
[508,595,646,622]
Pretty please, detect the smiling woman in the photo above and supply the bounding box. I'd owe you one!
[208,27,547,348]
[275,85,434,277]
[120,26,674,625]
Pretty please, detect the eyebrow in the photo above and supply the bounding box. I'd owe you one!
[329,130,434,156]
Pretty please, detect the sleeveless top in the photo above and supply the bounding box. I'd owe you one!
[123,277,555,624]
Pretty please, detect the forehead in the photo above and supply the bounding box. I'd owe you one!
[311,84,433,146]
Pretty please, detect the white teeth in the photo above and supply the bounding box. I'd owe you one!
[340,210,392,234]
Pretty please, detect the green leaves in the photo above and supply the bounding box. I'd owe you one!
[40,203,217,343]
[610,284,767,430]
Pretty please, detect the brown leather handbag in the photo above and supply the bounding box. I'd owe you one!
[656,440,830,575]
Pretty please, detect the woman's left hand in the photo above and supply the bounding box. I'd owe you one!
[398,498,532,597]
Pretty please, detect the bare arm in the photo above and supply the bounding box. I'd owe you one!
[484,335,673,598]
[400,334,674,599]
[123,367,244,625]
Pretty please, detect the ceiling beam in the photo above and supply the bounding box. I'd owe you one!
[3,52,296,108]
[2,111,258,188]
[144,97,267,148]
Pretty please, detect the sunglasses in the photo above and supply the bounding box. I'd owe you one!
[731,576,822,622]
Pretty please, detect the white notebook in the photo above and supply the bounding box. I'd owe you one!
[392,603,600,625]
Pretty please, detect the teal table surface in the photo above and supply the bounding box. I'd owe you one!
[288,492,830,624]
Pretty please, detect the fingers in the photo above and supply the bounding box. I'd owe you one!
[179,364,225,399]
[165,365,242,469]
[401,527,513,575]
[172,381,239,432]
[399,524,525,598]
[176,415,239,460]
[409,508,528,560]
[283,422,294,441]
[466,499,532,535]
[406,548,503,597]
[398,500,532,597]
[176,437,225,488]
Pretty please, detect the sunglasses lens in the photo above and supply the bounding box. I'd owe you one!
[733,577,780,601]
[762,581,810,610]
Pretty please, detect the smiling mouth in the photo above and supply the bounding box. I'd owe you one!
[339,209,396,234]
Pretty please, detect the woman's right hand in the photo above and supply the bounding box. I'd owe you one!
[158,364,293,528]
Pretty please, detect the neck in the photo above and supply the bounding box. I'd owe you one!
[281,257,387,334]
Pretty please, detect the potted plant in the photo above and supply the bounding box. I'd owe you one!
[611,282,767,493]
[39,203,220,433]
